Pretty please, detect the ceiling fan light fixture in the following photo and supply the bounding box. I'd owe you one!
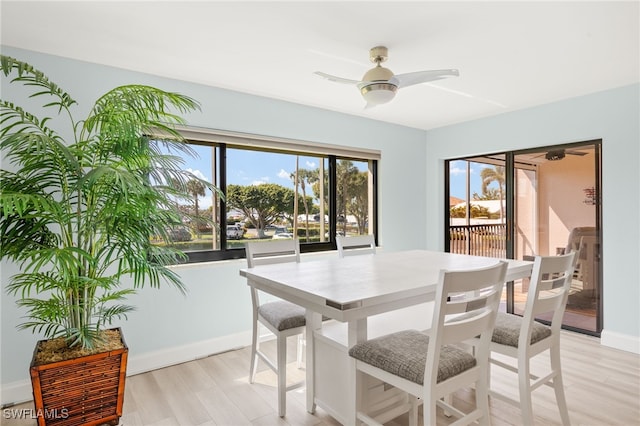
[360,83,397,105]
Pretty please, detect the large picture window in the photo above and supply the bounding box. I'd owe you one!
[151,127,379,263]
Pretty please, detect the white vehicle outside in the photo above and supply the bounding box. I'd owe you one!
[272,232,294,239]
[226,225,243,240]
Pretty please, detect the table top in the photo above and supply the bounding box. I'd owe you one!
[240,249,533,321]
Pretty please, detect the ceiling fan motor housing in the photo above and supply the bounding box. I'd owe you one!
[546,149,566,161]
[361,47,397,104]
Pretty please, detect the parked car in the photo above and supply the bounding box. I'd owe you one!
[166,226,192,242]
[226,225,244,240]
[272,232,294,239]
[273,226,287,234]
[271,226,294,239]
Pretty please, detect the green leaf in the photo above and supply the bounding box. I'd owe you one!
[1,56,205,348]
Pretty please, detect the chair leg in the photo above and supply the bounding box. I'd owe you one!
[277,334,287,417]
[296,334,304,369]
[423,391,436,426]
[442,395,453,417]
[408,395,419,426]
[352,363,366,426]
[476,367,491,426]
[518,355,535,426]
[249,318,259,384]
[550,345,571,425]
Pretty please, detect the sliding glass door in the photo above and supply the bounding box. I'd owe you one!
[446,141,602,335]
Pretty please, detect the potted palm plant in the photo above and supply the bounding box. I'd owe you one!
[0,55,215,425]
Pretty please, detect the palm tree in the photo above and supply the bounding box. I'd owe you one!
[187,179,206,235]
[0,55,216,349]
[480,165,505,220]
[291,167,317,241]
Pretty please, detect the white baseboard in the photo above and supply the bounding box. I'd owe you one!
[601,329,640,354]
[1,331,252,407]
[127,330,252,376]
[0,380,32,408]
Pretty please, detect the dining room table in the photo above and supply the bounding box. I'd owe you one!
[240,249,533,425]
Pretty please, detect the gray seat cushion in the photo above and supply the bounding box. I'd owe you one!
[492,312,552,347]
[258,301,306,331]
[348,330,476,385]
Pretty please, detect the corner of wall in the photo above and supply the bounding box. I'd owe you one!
[601,329,640,354]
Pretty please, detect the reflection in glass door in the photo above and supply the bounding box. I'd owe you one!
[513,142,601,334]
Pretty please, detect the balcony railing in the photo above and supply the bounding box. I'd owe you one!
[450,223,507,258]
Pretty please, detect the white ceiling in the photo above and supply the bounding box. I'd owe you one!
[2,1,639,131]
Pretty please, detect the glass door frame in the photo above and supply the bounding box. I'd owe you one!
[445,140,603,336]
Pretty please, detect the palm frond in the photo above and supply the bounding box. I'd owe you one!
[0,55,76,112]
[83,85,199,138]
[1,56,204,348]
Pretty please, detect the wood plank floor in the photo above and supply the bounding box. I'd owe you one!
[3,330,638,425]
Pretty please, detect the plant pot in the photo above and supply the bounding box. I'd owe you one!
[29,328,128,426]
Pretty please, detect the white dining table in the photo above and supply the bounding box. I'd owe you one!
[240,249,533,424]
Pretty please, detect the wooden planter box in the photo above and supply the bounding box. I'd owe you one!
[29,328,128,426]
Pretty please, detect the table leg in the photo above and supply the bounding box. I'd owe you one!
[346,318,368,426]
[305,310,322,414]
[348,318,368,347]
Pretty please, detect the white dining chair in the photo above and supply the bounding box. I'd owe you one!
[349,261,508,426]
[336,234,376,257]
[478,251,577,425]
[245,239,306,417]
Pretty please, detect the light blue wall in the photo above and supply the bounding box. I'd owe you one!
[425,84,640,343]
[2,47,639,402]
[0,47,427,394]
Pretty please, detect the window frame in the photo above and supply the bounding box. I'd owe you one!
[152,126,379,263]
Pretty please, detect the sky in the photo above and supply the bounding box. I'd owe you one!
[448,160,492,200]
[182,145,364,210]
[176,145,489,209]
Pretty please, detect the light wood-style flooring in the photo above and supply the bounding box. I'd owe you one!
[3,330,639,425]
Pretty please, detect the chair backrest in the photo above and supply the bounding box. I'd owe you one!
[426,261,508,386]
[245,239,301,310]
[336,234,376,258]
[519,251,577,345]
[564,226,596,255]
[245,239,300,268]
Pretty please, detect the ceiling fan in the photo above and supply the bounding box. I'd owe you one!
[314,46,459,108]
[536,149,589,161]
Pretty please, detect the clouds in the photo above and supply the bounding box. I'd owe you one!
[450,160,473,176]
[277,169,290,180]
[186,168,209,182]
[449,160,483,198]
[450,165,467,176]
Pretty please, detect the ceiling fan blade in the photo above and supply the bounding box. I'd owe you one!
[566,149,588,156]
[314,71,361,85]
[391,69,460,89]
